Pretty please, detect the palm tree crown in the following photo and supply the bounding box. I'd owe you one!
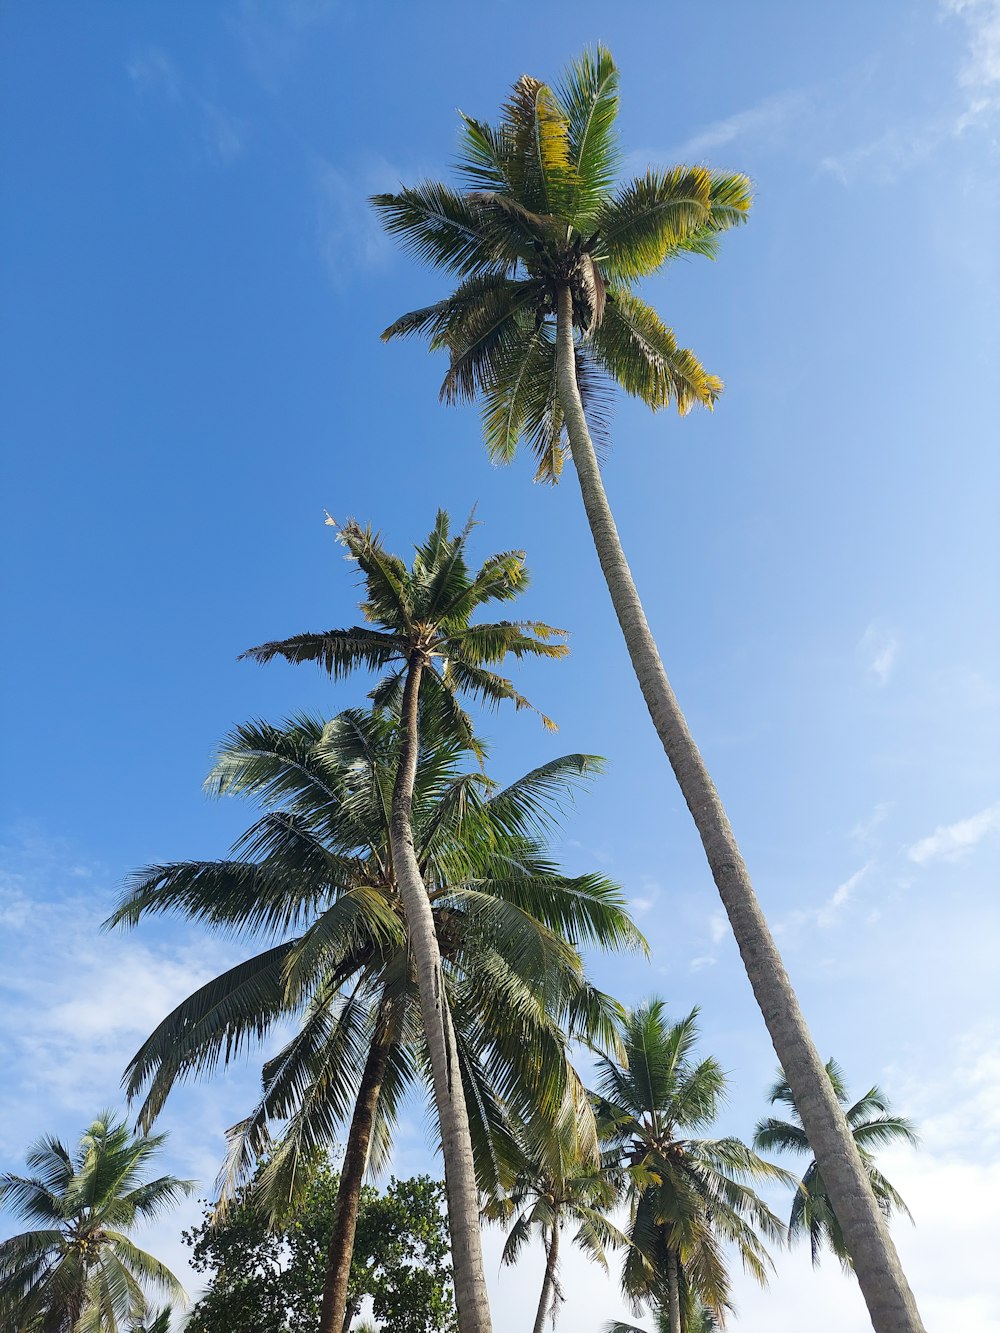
[240,510,567,747]
[373,46,751,481]
[0,1114,191,1333]
[594,1001,789,1330]
[109,707,643,1204]
[754,1060,917,1268]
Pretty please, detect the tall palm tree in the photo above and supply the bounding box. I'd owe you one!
[0,1114,190,1333]
[754,1060,917,1268]
[237,511,572,1333]
[594,1001,788,1333]
[484,1098,625,1333]
[110,705,642,1333]
[371,47,925,1333]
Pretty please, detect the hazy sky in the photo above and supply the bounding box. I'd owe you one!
[2,2,999,1328]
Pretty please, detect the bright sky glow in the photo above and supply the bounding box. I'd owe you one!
[2,2,999,1328]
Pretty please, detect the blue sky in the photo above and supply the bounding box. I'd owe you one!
[2,1,999,1327]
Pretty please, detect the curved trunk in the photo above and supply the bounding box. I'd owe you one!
[666,1249,682,1333]
[318,1001,393,1333]
[554,285,924,1333]
[387,653,493,1333]
[531,1213,561,1333]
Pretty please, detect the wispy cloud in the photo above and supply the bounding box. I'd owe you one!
[312,154,420,287]
[823,1,1000,184]
[127,47,247,165]
[653,90,808,164]
[816,861,872,927]
[850,802,893,847]
[859,622,899,686]
[230,0,339,88]
[908,800,1000,863]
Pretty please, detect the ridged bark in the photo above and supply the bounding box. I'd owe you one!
[554,285,924,1333]
[387,653,493,1333]
[318,1003,393,1333]
[531,1213,560,1333]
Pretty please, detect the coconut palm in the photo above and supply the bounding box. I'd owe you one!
[0,1114,190,1333]
[110,704,642,1333]
[235,510,568,1333]
[593,1001,789,1333]
[371,47,925,1333]
[484,1097,625,1333]
[754,1060,917,1268]
[605,1305,718,1333]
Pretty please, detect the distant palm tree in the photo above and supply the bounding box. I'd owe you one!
[754,1060,917,1267]
[594,1002,788,1333]
[372,48,926,1333]
[605,1303,718,1333]
[485,1098,625,1333]
[111,705,641,1333]
[0,1114,190,1333]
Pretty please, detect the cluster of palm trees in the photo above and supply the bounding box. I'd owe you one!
[1,44,927,1333]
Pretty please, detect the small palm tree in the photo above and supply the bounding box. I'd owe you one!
[0,1114,191,1333]
[754,1060,917,1268]
[485,1097,625,1333]
[594,1002,789,1333]
[236,511,567,1333]
[372,49,925,1333]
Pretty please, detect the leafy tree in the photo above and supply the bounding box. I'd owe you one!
[594,1002,789,1333]
[754,1060,917,1267]
[110,692,640,1326]
[371,47,925,1333]
[184,1161,456,1333]
[234,510,572,1333]
[0,1113,190,1333]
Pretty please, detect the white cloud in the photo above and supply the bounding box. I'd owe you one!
[908,800,1000,863]
[824,3,1000,184]
[708,909,727,945]
[816,861,872,927]
[850,801,892,847]
[127,46,246,165]
[312,154,411,286]
[944,0,1000,90]
[651,90,808,163]
[230,0,339,88]
[858,621,899,685]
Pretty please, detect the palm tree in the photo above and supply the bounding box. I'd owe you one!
[754,1060,917,1268]
[594,1001,788,1333]
[234,510,571,1333]
[0,1114,190,1333]
[484,1098,625,1333]
[605,1305,718,1333]
[110,704,643,1333]
[371,47,925,1333]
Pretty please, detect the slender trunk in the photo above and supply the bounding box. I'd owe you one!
[531,1213,560,1333]
[341,1295,360,1333]
[554,285,924,1333]
[386,652,493,1333]
[318,1002,393,1333]
[666,1249,681,1333]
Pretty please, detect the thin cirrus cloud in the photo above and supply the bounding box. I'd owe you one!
[127,46,247,165]
[907,800,1000,864]
[822,0,1000,184]
[859,621,899,686]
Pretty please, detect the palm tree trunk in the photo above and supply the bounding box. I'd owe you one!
[666,1250,682,1333]
[386,651,493,1333]
[532,1214,561,1333]
[554,284,924,1333]
[318,1001,393,1333]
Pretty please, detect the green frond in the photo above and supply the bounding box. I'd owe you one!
[595,167,712,279]
[369,182,509,277]
[556,45,620,224]
[239,627,402,679]
[591,288,720,413]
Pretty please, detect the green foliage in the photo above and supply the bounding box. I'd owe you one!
[184,1162,456,1333]
[594,1002,791,1326]
[0,1113,191,1333]
[374,47,751,481]
[753,1059,917,1268]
